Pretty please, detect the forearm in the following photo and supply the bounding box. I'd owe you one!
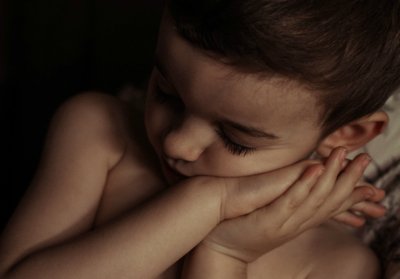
[182,243,247,279]
[2,178,221,279]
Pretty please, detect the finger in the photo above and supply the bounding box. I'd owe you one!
[366,187,385,202]
[300,187,369,230]
[331,212,366,227]
[354,179,372,187]
[354,180,385,202]
[340,158,351,171]
[297,154,372,230]
[321,153,372,208]
[326,185,374,220]
[349,201,387,218]
[263,164,325,226]
[286,147,348,227]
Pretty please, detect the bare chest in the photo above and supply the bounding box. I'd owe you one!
[89,144,318,279]
[94,146,165,225]
[92,139,183,278]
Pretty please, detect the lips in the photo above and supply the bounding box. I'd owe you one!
[160,157,189,183]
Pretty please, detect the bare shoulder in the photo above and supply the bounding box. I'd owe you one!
[248,220,381,279]
[48,92,131,164]
[0,92,134,274]
[307,221,381,279]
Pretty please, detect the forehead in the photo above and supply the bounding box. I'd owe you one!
[156,9,323,142]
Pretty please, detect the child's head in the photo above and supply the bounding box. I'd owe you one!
[167,0,400,138]
[145,1,399,185]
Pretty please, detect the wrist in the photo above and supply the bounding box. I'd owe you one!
[182,176,226,224]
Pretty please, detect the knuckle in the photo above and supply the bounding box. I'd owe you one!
[273,224,290,239]
[313,196,326,208]
[309,204,321,214]
[329,201,343,214]
[279,230,291,240]
[287,199,301,210]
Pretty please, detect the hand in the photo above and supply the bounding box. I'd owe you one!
[218,151,385,227]
[203,147,378,263]
[332,186,386,227]
[329,158,386,227]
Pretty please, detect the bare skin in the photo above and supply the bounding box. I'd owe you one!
[0,8,387,279]
[0,92,383,279]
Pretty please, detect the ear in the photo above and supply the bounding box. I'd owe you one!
[316,111,389,157]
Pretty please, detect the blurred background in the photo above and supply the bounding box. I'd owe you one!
[1,0,165,232]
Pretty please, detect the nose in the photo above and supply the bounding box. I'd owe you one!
[162,116,213,162]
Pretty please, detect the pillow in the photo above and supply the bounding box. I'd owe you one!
[349,92,400,279]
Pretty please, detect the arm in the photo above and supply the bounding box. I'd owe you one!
[0,94,384,278]
[182,243,247,279]
[182,148,383,278]
[0,93,223,279]
[1,178,223,279]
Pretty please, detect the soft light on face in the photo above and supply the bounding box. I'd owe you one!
[145,9,324,186]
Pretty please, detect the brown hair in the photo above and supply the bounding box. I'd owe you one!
[167,0,400,138]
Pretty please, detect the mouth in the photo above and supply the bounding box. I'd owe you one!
[160,157,189,183]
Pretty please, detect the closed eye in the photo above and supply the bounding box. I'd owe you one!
[217,129,256,157]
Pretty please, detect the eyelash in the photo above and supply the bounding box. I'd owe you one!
[154,82,255,157]
[217,129,256,157]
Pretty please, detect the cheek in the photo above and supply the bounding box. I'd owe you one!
[201,146,314,177]
[145,96,170,150]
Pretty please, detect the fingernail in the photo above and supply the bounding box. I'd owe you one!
[365,193,374,200]
[361,156,372,169]
[317,167,326,177]
[340,148,349,163]
[364,189,375,199]
[377,204,387,210]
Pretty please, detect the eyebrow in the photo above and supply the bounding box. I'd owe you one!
[222,120,280,139]
[154,54,280,140]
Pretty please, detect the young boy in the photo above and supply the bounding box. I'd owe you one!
[0,0,398,278]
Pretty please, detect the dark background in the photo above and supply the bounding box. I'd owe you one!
[1,0,165,232]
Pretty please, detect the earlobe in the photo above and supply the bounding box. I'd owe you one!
[316,111,389,157]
